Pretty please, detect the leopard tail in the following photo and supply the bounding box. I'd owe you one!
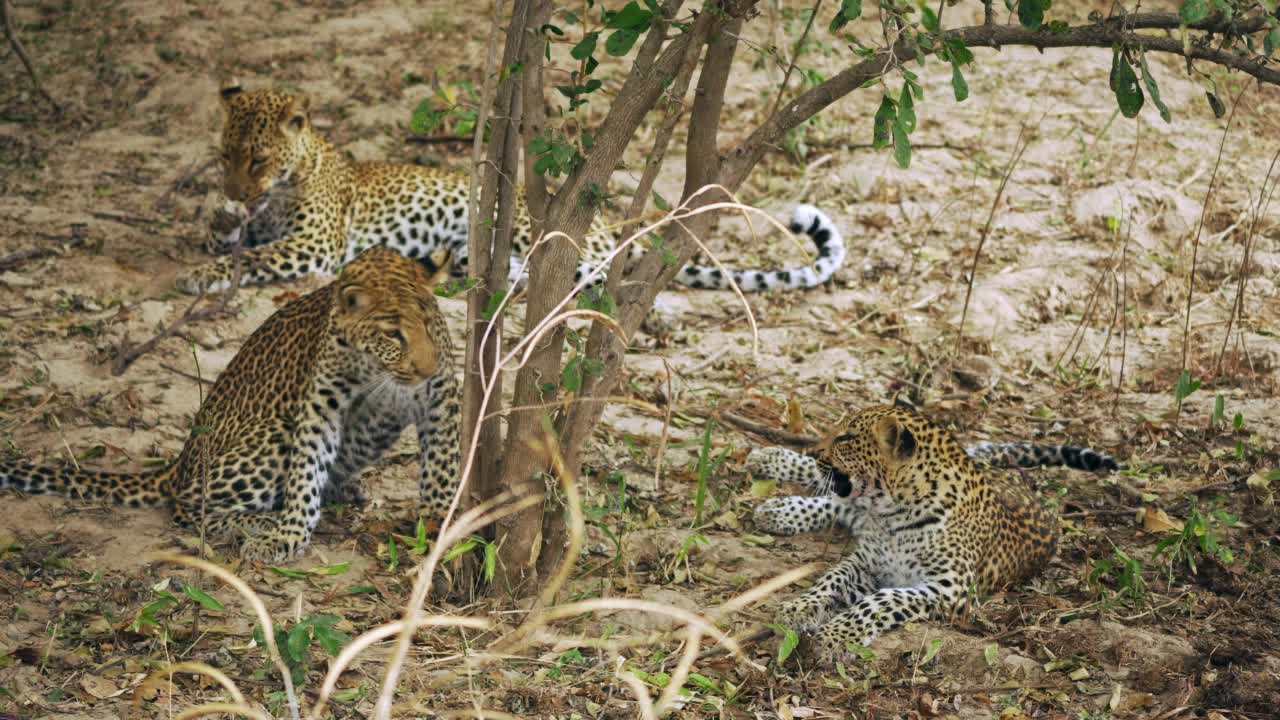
[0,459,174,508]
[671,204,847,291]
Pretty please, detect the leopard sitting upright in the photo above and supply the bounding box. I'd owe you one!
[747,401,1119,658]
[176,82,847,296]
[1,247,460,563]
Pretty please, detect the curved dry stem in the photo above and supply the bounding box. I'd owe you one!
[132,661,246,713]
[616,664,660,720]
[147,553,300,720]
[310,616,490,720]
[173,703,273,720]
[654,627,703,714]
[374,491,542,720]
[708,563,817,619]
[437,710,527,720]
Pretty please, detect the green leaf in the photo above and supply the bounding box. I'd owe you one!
[287,623,312,664]
[943,37,974,65]
[1266,27,1280,57]
[562,356,583,392]
[386,535,399,571]
[872,95,896,148]
[605,1,653,29]
[606,28,641,56]
[1206,91,1226,118]
[1180,0,1210,23]
[920,637,944,665]
[571,32,599,61]
[269,566,311,579]
[828,0,862,32]
[312,625,350,656]
[316,562,351,575]
[1233,412,1244,431]
[921,5,938,31]
[1110,48,1144,119]
[483,542,497,583]
[410,100,446,135]
[182,585,225,611]
[951,63,970,102]
[444,538,479,563]
[1017,0,1050,30]
[892,119,912,169]
[1137,48,1171,122]
[1174,370,1201,404]
[898,84,917,134]
[652,191,671,211]
[983,643,999,667]
[769,623,800,663]
[482,289,508,320]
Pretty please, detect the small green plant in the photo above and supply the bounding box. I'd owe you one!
[386,516,433,572]
[130,579,226,634]
[445,534,497,583]
[583,471,631,568]
[253,614,350,687]
[1155,500,1238,575]
[546,647,590,680]
[1173,370,1201,414]
[410,80,479,137]
[1087,546,1147,606]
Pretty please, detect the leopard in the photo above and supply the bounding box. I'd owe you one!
[746,400,1119,659]
[1,247,461,563]
[176,82,848,299]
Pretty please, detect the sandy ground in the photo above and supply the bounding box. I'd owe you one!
[1,0,1278,717]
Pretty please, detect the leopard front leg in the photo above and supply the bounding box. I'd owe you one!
[753,496,837,535]
[413,373,461,517]
[177,243,339,294]
[747,447,830,494]
[237,417,341,562]
[325,399,408,507]
[776,547,880,632]
[810,572,967,660]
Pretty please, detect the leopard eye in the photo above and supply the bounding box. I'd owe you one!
[384,328,406,344]
[249,156,268,173]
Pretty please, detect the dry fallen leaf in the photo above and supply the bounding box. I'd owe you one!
[785,395,804,434]
[1138,507,1184,533]
[80,673,127,700]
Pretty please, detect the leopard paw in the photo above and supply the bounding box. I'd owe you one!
[239,531,307,563]
[206,201,250,254]
[322,478,369,507]
[176,263,234,295]
[775,596,827,633]
[752,497,805,536]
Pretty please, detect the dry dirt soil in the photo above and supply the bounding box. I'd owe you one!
[1,0,1279,718]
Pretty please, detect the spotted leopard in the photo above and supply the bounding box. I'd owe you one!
[1,247,460,562]
[177,83,847,297]
[747,401,1118,658]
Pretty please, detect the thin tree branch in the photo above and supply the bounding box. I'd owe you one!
[1,0,60,113]
[723,13,1280,188]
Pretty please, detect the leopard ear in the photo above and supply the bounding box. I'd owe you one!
[420,248,452,287]
[219,79,243,104]
[282,94,311,134]
[892,396,917,413]
[875,415,917,461]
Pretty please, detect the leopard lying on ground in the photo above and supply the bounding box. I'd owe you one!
[747,401,1119,658]
[176,82,847,297]
[1,247,460,562]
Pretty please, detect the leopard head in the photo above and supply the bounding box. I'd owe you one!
[818,403,969,507]
[217,81,314,212]
[331,247,453,387]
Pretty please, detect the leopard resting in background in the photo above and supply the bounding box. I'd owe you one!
[1,248,460,563]
[177,82,849,298]
[748,400,1119,659]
